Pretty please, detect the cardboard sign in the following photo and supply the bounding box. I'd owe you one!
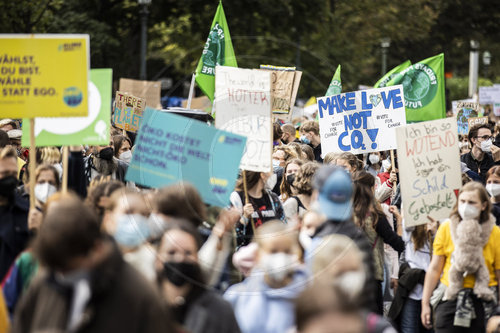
[317,85,406,155]
[0,34,89,118]
[113,91,145,132]
[215,66,272,172]
[479,86,500,105]
[467,116,489,131]
[452,99,474,116]
[181,96,212,114]
[456,102,479,135]
[396,118,462,227]
[21,69,112,147]
[119,78,162,109]
[125,108,246,207]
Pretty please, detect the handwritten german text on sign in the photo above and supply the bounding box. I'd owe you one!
[215,66,272,172]
[126,108,246,207]
[396,118,462,227]
[0,34,89,118]
[113,91,145,132]
[317,85,406,155]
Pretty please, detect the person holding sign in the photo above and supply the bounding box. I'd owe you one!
[352,171,404,314]
[421,182,500,332]
[230,171,286,249]
[461,124,500,184]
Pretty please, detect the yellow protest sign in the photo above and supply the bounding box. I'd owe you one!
[0,34,89,118]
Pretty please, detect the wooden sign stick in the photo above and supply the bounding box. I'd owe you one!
[29,118,36,210]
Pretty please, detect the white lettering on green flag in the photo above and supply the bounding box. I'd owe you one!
[386,54,445,122]
[325,65,342,96]
[195,1,237,101]
[374,60,411,88]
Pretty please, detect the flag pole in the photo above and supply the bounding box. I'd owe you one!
[187,73,196,109]
[242,170,256,234]
[61,146,69,194]
[390,150,397,194]
[29,118,37,210]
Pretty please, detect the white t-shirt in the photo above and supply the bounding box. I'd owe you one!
[403,220,431,300]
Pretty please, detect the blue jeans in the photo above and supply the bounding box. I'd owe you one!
[401,298,433,333]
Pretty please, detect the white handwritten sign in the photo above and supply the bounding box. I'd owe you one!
[317,85,406,155]
[215,66,272,172]
[396,118,462,227]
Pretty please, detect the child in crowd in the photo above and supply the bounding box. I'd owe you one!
[224,221,308,333]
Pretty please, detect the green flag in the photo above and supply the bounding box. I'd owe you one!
[195,1,237,102]
[374,60,411,88]
[325,65,341,96]
[387,54,445,122]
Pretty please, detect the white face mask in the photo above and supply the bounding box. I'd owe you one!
[272,159,281,169]
[368,154,380,165]
[265,173,278,190]
[382,159,391,171]
[260,252,298,283]
[486,183,500,198]
[480,139,493,152]
[34,183,57,203]
[334,270,366,301]
[458,203,481,220]
[119,150,132,164]
[299,230,312,249]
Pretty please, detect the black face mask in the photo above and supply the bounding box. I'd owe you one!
[0,175,18,199]
[163,261,202,287]
[98,147,114,161]
[286,174,295,186]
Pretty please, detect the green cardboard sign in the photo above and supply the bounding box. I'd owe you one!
[22,69,112,147]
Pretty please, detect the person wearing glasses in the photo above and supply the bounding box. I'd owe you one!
[461,124,500,184]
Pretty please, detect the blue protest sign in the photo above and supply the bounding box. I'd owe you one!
[126,108,247,207]
[317,85,407,155]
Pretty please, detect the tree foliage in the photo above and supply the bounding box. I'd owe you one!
[0,0,498,100]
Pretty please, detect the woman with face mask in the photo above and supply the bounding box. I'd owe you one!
[230,171,287,249]
[486,166,500,226]
[33,164,60,207]
[157,220,241,333]
[112,134,132,164]
[421,182,500,332]
[279,159,304,202]
[283,162,319,223]
[365,151,383,177]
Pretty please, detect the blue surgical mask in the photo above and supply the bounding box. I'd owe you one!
[114,214,150,248]
[300,135,310,145]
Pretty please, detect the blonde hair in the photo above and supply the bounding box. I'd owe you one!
[39,147,61,164]
[323,152,341,165]
[0,146,17,161]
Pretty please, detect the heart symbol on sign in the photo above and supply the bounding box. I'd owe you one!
[370,94,381,107]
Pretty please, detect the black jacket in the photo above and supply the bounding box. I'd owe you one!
[388,262,426,325]
[460,151,500,183]
[0,193,29,280]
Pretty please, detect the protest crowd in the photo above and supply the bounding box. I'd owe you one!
[2,3,500,333]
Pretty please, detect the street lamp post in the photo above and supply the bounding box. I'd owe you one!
[468,40,479,97]
[138,0,151,80]
[483,51,492,79]
[381,38,391,76]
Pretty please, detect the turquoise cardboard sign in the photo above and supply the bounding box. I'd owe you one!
[126,108,247,207]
